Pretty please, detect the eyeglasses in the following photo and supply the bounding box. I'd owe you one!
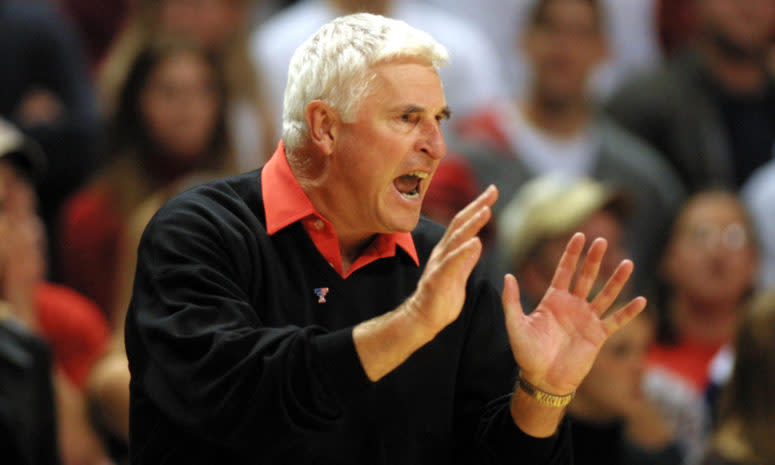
[681,222,750,252]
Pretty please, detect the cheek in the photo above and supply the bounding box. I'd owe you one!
[140,97,174,141]
[727,251,758,280]
[190,95,220,131]
[664,243,699,274]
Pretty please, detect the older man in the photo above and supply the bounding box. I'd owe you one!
[126,13,645,464]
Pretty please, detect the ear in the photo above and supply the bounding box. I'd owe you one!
[305,100,338,156]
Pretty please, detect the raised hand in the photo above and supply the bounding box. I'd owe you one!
[406,184,498,334]
[502,233,647,396]
[353,185,498,381]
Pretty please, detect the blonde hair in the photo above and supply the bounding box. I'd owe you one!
[714,288,775,464]
[281,13,449,152]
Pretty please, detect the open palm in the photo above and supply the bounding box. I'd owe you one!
[502,233,647,395]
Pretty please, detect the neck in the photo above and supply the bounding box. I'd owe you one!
[289,149,373,273]
[522,94,592,137]
[147,148,203,188]
[671,293,741,345]
[697,37,769,94]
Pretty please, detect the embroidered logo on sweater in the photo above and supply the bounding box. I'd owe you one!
[314,287,329,303]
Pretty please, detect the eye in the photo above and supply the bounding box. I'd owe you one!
[400,113,419,124]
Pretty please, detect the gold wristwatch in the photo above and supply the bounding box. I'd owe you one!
[516,372,576,407]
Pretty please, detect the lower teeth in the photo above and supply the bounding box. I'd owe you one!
[402,190,419,199]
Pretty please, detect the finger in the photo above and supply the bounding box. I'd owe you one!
[590,259,634,316]
[434,236,483,286]
[602,296,647,336]
[502,273,526,338]
[436,188,496,256]
[445,184,498,235]
[549,232,586,291]
[572,237,607,299]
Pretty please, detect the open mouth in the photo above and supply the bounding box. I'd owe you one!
[393,171,429,200]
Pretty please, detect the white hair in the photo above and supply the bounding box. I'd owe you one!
[281,13,449,152]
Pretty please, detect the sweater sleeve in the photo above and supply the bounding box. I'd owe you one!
[454,275,573,464]
[125,192,372,453]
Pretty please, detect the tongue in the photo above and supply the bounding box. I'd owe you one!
[394,175,419,195]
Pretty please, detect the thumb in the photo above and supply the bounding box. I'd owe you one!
[502,273,526,336]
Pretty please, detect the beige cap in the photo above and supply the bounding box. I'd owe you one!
[498,175,629,268]
[0,118,46,182]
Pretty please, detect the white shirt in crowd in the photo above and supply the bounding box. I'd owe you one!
[422,0,663,99]
[250,0,510,138]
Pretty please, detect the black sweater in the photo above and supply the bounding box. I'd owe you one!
[125,170,571,464]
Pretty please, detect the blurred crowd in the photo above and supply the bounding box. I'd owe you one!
[1,0,774,464]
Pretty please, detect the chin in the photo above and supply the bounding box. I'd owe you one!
[385,215,421,234]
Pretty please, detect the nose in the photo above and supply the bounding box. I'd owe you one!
[415,118,446,160]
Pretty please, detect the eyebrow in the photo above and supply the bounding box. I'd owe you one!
[396,104,452,120]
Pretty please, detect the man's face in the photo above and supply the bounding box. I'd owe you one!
[327,61,448,236]
[699,0,775,57]
[524,0,605,104]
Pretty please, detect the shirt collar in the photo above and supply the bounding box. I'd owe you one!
[261,141,419,272]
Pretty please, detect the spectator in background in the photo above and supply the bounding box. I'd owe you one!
[0,0,100,279]
[495,175,631,308]
[1,309,61,465]
[0,118,110,465]
[607,0,775,190]
[648,190,759,464]
[250,0,509,130]
[0,116,62,465]
[87,172,223,457]
[569,311,682,465]
[495,175,681,464]
[700,288,775,465]
[741,155,775,290]
[431,0,684,293]
[422,0,663,99]
[100,0,274,170]
[59,38,238,321]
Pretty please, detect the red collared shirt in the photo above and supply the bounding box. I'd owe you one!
[261,142,419,278]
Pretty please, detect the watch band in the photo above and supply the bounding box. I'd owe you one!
[516,372,576,407]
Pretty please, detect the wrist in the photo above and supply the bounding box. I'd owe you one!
[399,294,443,342]
[510,380,569,438]
[515,370,576,408]
[353,305,436,382]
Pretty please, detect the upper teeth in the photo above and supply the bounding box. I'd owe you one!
[407,171,428,179]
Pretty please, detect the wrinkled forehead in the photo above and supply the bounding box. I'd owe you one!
[365,60,446,105]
